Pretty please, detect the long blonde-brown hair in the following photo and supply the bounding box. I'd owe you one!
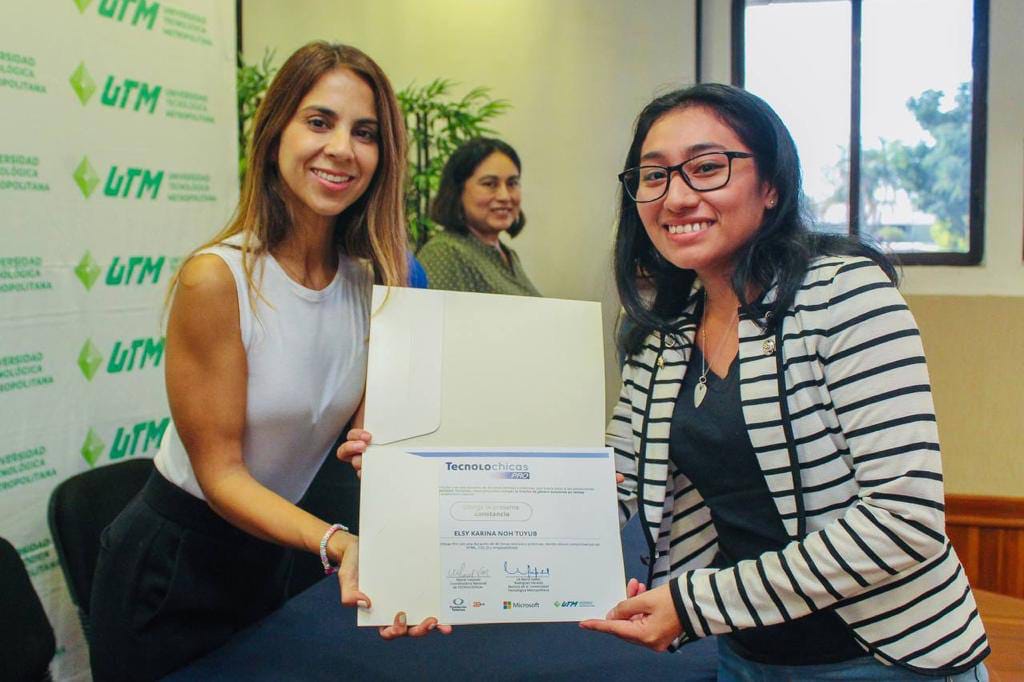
[168,41,408,308]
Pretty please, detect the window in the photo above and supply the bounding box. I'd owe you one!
[732,0,989,265]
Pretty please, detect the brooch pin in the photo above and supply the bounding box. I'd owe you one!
[762,339,776,355]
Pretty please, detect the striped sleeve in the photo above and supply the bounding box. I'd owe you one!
[670,259,949,643]
[607,362,639,528]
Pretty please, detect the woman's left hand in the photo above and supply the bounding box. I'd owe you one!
[331,531,452,638]
[378,611,453,639]
[578,583,682,652]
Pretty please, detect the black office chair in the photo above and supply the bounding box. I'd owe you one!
[47,458,154,644]
[0,535,55,681]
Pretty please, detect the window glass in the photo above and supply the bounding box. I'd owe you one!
[860,0,974,253]
[744,1,851,233]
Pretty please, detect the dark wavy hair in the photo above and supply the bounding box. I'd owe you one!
[430,137,526,238]
[615,83,896,355]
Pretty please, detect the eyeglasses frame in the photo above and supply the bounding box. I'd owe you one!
[618,150,755,203]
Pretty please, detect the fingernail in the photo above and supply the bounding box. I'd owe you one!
[356,600,369,609]
[428,622,436,631]
[398,612,407,626]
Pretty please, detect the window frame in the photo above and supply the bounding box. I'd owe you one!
[730,0,990,266]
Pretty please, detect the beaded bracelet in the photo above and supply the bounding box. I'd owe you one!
[319,523,349,575]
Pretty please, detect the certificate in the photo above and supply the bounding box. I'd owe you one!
[358,447,625,626]
[357,287,616,626]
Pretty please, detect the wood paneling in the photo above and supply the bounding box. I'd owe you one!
[975,590,1024,682]
[946,495,1024,599]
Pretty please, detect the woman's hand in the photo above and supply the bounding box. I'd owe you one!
[330,530,370,608]
[337,428,371,478]
[378,612,453,639]
[578,583,681,652]
[626,577,647,597]
[329,529,452,638]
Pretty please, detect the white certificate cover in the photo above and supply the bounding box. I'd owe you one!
[358,447,625,626]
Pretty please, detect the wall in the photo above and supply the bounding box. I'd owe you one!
[243,0,698,411]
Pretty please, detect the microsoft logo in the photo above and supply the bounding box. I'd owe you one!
[502,601,512,610]
[77,339,103,381]
[73,156,100,198]
[80,428,105,467]
[69,62,96,105]
[74,251,101,290]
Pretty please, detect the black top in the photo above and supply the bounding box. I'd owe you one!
[669,344,864,665]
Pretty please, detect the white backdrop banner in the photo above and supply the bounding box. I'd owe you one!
[0,1,238,678]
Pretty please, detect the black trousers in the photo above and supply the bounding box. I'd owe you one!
[89,470,293,681]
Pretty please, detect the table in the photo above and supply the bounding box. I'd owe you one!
[169,519,718,681]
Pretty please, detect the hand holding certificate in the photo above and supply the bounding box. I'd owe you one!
[355,287,625,627]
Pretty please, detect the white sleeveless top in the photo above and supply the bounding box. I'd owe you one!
[154,237,371,503]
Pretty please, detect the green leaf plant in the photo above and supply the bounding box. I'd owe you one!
[237,49,277,183]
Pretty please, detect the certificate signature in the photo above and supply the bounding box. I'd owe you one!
[429,448,624,623]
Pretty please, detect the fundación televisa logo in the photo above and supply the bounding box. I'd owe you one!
[75,251,173,291]
[72,156,163,199]
[77,336,165,381]
[69,61,161,112]
[80,417,169,467]
[73,0,160,30]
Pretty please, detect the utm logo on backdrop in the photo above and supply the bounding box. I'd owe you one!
[74,0,160,31]
[74,252,178,291]
[69,62,162,112]
[73,156,164,199]
[80,417,169,467]
[77,336,165,381]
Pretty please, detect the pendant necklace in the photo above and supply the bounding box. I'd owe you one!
[694,291,738,409]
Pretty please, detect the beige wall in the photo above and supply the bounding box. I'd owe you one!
[907,296,1024,497]
[245,0,1023,497]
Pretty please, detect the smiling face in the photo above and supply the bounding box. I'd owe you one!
[276,67,380,232]
[460,152,521,241]
[636,105,775,280]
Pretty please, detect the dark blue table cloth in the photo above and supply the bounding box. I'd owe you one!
[168,518,718,681]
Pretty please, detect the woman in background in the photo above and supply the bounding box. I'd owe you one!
[417,137,540,296]
[90,41,443,682]
[580,84,988,681]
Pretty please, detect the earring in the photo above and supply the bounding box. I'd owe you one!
[767,198,777,209]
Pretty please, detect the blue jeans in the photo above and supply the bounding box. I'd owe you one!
[717,638,989,681]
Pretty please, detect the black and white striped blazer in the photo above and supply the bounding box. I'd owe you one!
[608,256,989,675]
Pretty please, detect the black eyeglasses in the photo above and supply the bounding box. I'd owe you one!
[618,151,754,203]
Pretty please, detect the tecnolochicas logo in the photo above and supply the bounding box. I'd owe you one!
[445,461,530,480]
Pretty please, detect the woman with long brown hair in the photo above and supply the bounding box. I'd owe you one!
[89,42,441,682]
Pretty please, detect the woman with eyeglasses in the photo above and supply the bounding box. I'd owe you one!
[417,137,541,296]
[580,84,989,681]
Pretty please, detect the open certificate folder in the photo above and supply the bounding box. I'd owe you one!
[357,287,626,626]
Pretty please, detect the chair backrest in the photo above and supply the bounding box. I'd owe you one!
[47,458,154,617]
[0,535,55,681]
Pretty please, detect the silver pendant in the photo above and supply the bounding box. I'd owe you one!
[693,380,707,408]
[762,339,776,355]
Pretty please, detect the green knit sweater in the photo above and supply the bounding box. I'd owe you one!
[417,230,541,297]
